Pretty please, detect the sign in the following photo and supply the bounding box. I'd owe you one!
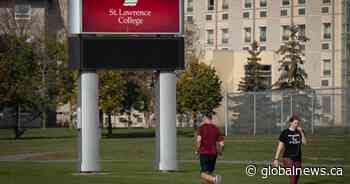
[82,0,182,34]
[69,37,184,70]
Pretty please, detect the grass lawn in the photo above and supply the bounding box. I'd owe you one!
[0,128,348,184]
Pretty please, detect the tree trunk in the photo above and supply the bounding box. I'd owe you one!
[144,111,150,128]
[68,101,73,129]
[42,109,47,129]
[192,111,197,130]
[107,113,112,137]
[127,112,132,128]
[14,104,25,139]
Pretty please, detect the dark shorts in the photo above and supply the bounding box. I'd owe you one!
[200,154,217,173]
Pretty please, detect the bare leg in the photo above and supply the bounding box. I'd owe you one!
[201,172,215,184]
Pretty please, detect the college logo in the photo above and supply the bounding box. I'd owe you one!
[123,0,138,6]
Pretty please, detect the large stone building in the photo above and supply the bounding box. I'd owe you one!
[185,0,350,127]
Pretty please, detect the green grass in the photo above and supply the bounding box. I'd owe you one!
[0,128,349,184]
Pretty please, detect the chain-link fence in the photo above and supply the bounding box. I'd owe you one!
[225,88,350,136]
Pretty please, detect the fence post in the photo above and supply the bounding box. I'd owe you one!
[224,89,228,136]
[253,93,256,136]
[290,95,293,117]
[281,94,284,131]
[311,93,315,135]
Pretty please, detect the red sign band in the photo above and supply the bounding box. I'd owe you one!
[82,0,182,34]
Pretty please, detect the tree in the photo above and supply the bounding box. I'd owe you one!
[274,25,309,90]
[0,34,41,138]
[176,62,223,128]
[0,2,73,134]
[99,70,126,136]
[120,78,149,128]
[238,41,270,92]
[273,26,322,131]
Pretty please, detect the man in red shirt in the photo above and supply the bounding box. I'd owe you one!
[196,112,224,184]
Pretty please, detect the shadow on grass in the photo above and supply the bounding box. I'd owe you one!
[102,128,195,139]
[0,135,76,140]
[103,131,155,139]
[177,129,195,138]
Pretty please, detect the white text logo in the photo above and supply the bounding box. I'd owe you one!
[123,0,138,6]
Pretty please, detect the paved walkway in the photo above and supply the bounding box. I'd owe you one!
[0,153,348,167]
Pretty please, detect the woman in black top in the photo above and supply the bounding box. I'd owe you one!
[273,115,307,184]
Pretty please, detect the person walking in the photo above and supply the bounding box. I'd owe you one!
[196,112,224,184]
[273,115,307,184]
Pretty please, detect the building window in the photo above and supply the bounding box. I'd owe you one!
[298,8,305,16]
[282,0,290,6]
[282,25,289,40]
[187,0,194,12]
[243,12,250,18]
[298,24,306,38]
[321,80,329,86]
[322,0,331,4]
[260,26,267,42]
[208,0,215,10]
[323,59,331,77]
[206,14,213,21]
[222,0,229,9]
[322,96,331,114]
[260,0,267,7]
[222,13,229,20]
[244,27,252,43]
[15,4,32,20]
[244,0,252,9]
[322,43,330,50]
[323,23,331,39]
[187,16,193,23]
[260,11,267,17]
[298,0,305,5]
[207,30,214,45]
[281,9,288,16]
[321,7,329,14]
[222,29,229,44]
[243,47,250,50]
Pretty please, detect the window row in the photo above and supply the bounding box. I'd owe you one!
[204,14,229,21]
[196,0,333,13]
[206,0,229,11]
[203,24,332,46]
[206,29,230,45]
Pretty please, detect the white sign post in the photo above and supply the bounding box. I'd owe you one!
[155,72,177,171]
[69,1,100,173]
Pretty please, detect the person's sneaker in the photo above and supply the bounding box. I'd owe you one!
[214,175,222,184]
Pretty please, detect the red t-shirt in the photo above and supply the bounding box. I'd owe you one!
[197,122,224,155]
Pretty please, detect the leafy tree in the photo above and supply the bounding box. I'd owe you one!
[274,25,309,90]
[273,26,323,131]
[99,70,126,136]
[120,78,148,128]
[238,41,270,92]
[32,34,74,128]
[176,62,223,128]
[0,34,41,138]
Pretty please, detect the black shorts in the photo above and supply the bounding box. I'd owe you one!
[200,154,217,173]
